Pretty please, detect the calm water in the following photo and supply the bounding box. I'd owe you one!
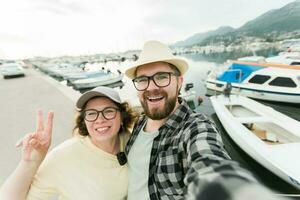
[83,54,300,195]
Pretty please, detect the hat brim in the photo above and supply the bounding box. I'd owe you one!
[125,57,188,79]
[76,91,121,110]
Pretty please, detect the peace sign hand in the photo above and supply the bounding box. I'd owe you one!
[15,110,54,162]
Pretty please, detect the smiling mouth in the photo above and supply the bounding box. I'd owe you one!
[147,95,164,102]
[95,127,109,133]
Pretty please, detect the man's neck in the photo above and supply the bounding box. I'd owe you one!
[145,118,166,132]
[144,101,181,132]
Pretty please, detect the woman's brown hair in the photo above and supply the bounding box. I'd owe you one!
[73,97,139,136]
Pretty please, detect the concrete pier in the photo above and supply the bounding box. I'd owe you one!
[0,67,81,184]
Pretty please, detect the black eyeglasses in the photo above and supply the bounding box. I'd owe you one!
[83,107,120,122]
[132,72,179,91]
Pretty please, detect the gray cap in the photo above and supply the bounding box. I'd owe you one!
[76,86,121,110]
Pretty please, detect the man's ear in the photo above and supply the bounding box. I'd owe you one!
[177,76,184,93]
[178,76,183,88]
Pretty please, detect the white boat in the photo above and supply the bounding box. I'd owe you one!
[205,61,300,103]
[266,51,300,65]
[180,83,197,102]
[45,63,82,80]
[72,72,123,89]
[63,70,107,85]
[0,63,25,78]
[237,56,266,63]
[180,89,196,102]
[210,94,300,190]
[179,83,200,110]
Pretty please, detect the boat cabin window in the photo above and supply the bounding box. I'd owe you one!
[248,75,271,84]
[268,77,297,88]
[291,62,300,65]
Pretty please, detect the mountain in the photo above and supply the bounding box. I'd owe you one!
[173,26,234,47]
[238,0,300,35]
[175,0,300,47]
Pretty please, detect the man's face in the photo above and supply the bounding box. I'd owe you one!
[135,62,183,120]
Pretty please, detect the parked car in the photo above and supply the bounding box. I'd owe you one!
[0,63,25,79]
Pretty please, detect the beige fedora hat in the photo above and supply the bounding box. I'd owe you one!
[125,40,188,79]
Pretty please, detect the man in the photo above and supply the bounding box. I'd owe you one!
[124,40,286,200]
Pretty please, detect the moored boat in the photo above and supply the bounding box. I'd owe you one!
[210,94,300,190]
[266,51,300,65]
[205,61,300,103]
[63,70,107,86]
[72,72,123,89]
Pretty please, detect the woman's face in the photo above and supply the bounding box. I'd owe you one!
[84,97,121,147]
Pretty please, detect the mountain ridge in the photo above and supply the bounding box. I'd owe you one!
[174,0,300,47]
[173,26,234,47]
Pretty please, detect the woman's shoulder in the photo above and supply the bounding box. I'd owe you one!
[47,136,85,158]
[32,137,88,183]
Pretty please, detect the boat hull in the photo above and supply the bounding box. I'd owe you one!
[206,80,300,103]
[73,74,123,89]
[210,94,300,190]
[205,61,300,104]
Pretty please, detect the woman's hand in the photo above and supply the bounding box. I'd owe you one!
[15,110,54,162]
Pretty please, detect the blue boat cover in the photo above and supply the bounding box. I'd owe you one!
[217,63,264,83]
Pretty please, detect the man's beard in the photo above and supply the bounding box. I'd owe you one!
[140,87,178,120]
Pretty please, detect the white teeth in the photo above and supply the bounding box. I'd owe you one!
[148,96,163,100]
[96,127,109,132]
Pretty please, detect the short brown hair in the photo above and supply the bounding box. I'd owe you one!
[134,62,181,78]
[167,63,181,76]
[74,100,139,136]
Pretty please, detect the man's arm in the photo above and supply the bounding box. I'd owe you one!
[184,119,287,200]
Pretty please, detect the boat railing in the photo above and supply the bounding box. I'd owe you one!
[208,67,226,97]
[211,68,242,97]
[229,68,242,96]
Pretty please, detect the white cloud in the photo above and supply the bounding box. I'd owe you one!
[0,0,296,59]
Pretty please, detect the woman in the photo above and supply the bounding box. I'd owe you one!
[0,86,138,200]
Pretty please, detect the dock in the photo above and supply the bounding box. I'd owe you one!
[0,67,81,184]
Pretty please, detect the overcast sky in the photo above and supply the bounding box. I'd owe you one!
[0,0,295,59]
